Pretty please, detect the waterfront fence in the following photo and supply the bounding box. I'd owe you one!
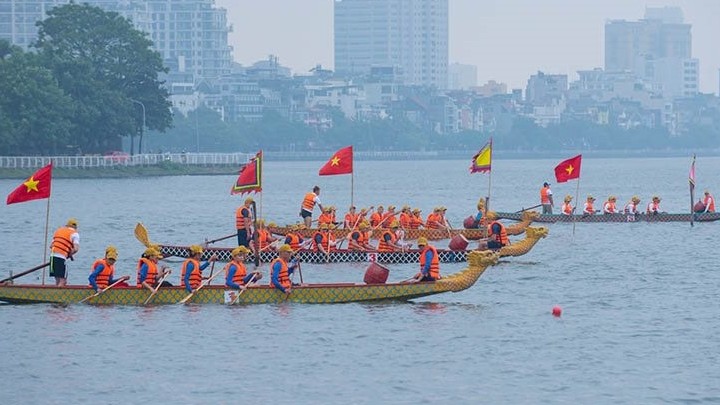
[0,153,252,169]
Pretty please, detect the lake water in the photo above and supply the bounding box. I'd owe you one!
[1,157,719,404]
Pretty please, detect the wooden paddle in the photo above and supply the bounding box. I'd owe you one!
[79,277,129,304]
[229,274,257,305]
[515,204,542,213]
[178,270,224,304]
[205,233,236,245]
[1,262,50,284]
[143,270,171,305]
[134,223,151,247]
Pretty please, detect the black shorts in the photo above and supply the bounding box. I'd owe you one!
[300,210,312,219]
[49,256,67,278]
[237,229,250,248]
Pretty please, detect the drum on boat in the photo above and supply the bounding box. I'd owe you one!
[448,234,469,251]
[694,201,706,212]
[363,262,390,284]
[463,216,478,229]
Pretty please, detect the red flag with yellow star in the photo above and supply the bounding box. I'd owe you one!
[554,155,582,183]
[6,163,53,205]
[319,146,353,176]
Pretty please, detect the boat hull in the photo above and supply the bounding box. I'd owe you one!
[269,226,486,241]
[0,251,498,305]
[495,211,720,223]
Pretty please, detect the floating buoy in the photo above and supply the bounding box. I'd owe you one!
[552,305,562,317]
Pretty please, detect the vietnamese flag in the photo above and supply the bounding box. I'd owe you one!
[6,163,53,205]
[554,155,582,183]
[319,146,353,176]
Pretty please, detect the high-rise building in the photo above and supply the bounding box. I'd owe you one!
[0,0,232,82]
[448,63,477,90]
[604,7,696,98]
[334,0,448,89]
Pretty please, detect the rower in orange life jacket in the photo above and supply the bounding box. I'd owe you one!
[409,208,424,229]
[348,222,374,251]
[646,195,661,214]
[344,206,360,229]
[270,244,299,294]
[399,205,413,229]
[235,197,254,249]
[426,207,443,229]
[88,246,129,292]
[487,221,509,250]
[255,220,278,252]
[382,205,397,227]
[561,195,574,215]
[370,206,384,227]
[412,237,440,282]
[224,246,262,289]
[181,245,217,292]
[137,247,171,291]
[377,221,403,252]
[624,196,641,214]
[583,195,597,215]
[283,225,306,251]
[317,207,334,227]
[700,190,715,213]
[313,223,336,254]
[300,185,323,228]
[603,195,619,214]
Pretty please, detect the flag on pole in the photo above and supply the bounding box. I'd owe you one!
[469,140,492,173]
[554,155,582,183]
[230,151,262,195]
[319,146,353,176]
[689,154,696,224]
[6,163,53,205]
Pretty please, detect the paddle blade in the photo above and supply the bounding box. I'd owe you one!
[134,223,151,247]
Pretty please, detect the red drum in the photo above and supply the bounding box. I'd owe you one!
[694,201,706,212]
[363,262,390,284]
[463,216,477,229]
[448,234,469,251]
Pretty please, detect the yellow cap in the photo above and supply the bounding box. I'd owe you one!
[267,221,277,228]
[652,195,661,201]
[390,220,400,228]
[143,247,161,257]
[66,218,78,227]
[244,197,254,204]
[412,208,421,213]
[564,195,572,202]
[277,244,293,253]
[319,223,329,230]
[587,195,595,200]
[189,244,203,255]
[359,222,369,230]
[231,246,251,256]
[417,237,428,246]
[477,199,486,211]
[388,205,396,210]
[608,195,617,201]
[105,246,118,260]
[631,196,640,203]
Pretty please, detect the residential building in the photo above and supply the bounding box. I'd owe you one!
[334,0,448,89]
[448,63,477,90]
[0,0,232,83]
[525,72,567,106]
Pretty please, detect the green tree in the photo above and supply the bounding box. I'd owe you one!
[0,40,73,155]
[33,3,172,154]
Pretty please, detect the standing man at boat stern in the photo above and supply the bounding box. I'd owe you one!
[413,237,440,282]
[50,218,80,286]
[540,182,554,214]
[236,197,254,249]
[300,186,324,228]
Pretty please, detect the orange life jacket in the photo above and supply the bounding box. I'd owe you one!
[344,213,359,228]
[285,233,302,251]
[540,187,550,204]
[224,260,248,286]
[604,201,616,213]
[317,213,333,225]
[704,195,715,212]
[377,231,397,252]
[426,213,441,229]
[410,215,424,229]
[302,192,317,212]
[382,213,396,227]
[419,245,440,279]
[624,202,639,213]
[312,231,334,251]
[181,258,202,289]
[136,258,158,287]
[235,206,252,229]
[647,201,660,213]
[349,230,367,248]
[257,229,272,250]
[562,202,573,215]
[270,258,290,289]
[370,212,382,227]
[487,221,508,246]
[399,212,412,228]
[584,202,595,214]
[91,259,114,289]
[51,227,76,257]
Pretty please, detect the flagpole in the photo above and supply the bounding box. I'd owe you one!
[572,178,580,237]
[690,154,696,228]
[42,192,51,285]
[351,171,354,209]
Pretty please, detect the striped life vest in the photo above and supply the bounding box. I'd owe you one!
[235,206,252,229]
[51,227,76,257]
[269,258,290,290]
[419,245,440,280]
[487,221,509,246]
[224,260,247,286]
[377,231,397,252]
[91,259,114,289]
[301,192,317,212]
[136,258,158,287]
[181,258,202,289]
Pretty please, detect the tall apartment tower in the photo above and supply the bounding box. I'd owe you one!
[0,0,232,82]
[334,0,448,89]
[604,7,697,98]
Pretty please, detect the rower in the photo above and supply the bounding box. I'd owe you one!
[646,195,661,214]
[89,246,130,293]
[224,246,262,289]
[348,222,374,251]
[583,195,597,215]
[603,195,619,214]
[377,221,403,252]
[561,195,574,215]
[412,237,441,282]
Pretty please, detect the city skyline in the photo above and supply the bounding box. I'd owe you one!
[217,0,720,94]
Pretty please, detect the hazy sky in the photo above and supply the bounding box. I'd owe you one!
[216,0,720,94]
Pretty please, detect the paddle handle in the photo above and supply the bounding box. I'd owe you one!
[178,267,223,304]
[515,204,543,213]
[230,273,257,305]
[205,233,236,245]
[79,277,127,304]
[1,262,50,284]
[143,270,171,305]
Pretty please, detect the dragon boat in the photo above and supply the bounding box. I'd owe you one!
[495,211,720,223]
[153,227,549,264]
[268,225,486,241]
[0,251,498,305]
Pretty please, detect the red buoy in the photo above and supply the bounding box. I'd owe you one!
[552,305,562,317]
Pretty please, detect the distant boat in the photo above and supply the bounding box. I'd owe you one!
[494,211,720,223]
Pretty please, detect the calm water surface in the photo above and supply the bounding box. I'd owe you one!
[1,157,719,404]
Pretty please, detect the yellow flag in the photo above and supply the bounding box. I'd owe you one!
[470,140,492,173]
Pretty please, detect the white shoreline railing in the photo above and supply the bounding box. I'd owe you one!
[0,153,252,169]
